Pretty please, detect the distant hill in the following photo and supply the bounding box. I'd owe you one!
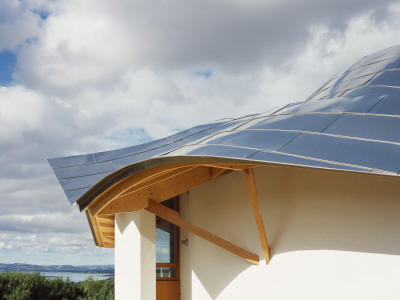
[0,263,114,274]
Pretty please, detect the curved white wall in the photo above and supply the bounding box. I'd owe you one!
[180,165,400,300]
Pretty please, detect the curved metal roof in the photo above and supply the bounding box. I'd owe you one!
[49,45,400,210]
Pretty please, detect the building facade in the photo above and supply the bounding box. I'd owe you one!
[50,46,400,299]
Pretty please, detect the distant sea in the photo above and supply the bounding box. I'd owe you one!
[41,271,113,282]
[0,263,114,282]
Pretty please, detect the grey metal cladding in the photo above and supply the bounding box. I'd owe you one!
[163,144,258,159]
[270,102,305,115]
[366,69,400,87]
[342,86,400,97]
[59,172,114,191]
[48,45,400,206]
[336,57,400,80]
[249,151,369,173]
[65,188,90,205]
[284,95,382,114]
[53,161,116,179]
[92,138,171,163]
[238,114,341,132]
[48,154,95,168]
[200,130,300,152]
[368,94,400,115]
[313,73,375,99]
[92,121,225,162]
[279,133,400,173]
[323,114,400,143]
[108,120,250,168]
[349,45,400,69]
[110,141,188,169]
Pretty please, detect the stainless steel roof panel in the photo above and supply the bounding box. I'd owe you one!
[59,172,114,191]
[368,95,400,116]
[65,188,89,205]
[92,138,171,163]
[366,69,400,87]
[349,45,400,69]
[341,86,400,97]
[313,74,375,99]
[249,151,369,173]
[200,130,300,152]
[92,122,225,162]
[323,114,400,143]
[163,144,258,159]
[284,95,382,114]
[111,140,189,169]
[279,133,400,173]
[48,154,95,168]
[53,160,116,179]
[339,58,400,80]
[238,114,341,132]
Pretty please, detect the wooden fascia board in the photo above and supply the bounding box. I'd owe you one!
[244,168,270,264]
[85,211,104,247]
[146,199,259,265]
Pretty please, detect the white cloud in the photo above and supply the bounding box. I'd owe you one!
[0,0,47,51]
[1,0,400,265]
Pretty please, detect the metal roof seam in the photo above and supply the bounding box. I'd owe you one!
[365,95,387,113]
[331,56,400,79]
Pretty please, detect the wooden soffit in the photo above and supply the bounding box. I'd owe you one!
[84,161,269,263]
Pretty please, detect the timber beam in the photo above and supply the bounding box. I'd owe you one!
[146,199,259,265]
[244,168,270,264]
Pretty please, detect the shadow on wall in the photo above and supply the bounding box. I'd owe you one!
[180,181,260,300]
[256,166,400,258]
[181,165,400,299]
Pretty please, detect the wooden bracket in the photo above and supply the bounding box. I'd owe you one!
[145,199,259,265]
[244,168,270,264]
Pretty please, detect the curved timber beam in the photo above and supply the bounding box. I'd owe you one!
[85,161,259,247]
[88,161,257,217]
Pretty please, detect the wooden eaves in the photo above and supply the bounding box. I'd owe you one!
[84,161,270,264]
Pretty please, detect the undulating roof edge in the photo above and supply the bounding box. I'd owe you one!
[49,44,400,209]
[75,155,398,212]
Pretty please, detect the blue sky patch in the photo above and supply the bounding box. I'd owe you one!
[33,10,51,20]
[105,128,153,146]
[0,50,16,85]
[195,70,213,78]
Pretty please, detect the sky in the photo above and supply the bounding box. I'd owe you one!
[1,0,400,266]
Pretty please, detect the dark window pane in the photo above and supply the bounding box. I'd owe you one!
[156,197,178,264]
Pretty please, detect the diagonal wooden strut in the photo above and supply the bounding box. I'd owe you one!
[244,168,270,264]
[145,199,259,265]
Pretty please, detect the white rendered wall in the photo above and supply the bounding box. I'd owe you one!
[115,210,156,300]
[180,166,400,300]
